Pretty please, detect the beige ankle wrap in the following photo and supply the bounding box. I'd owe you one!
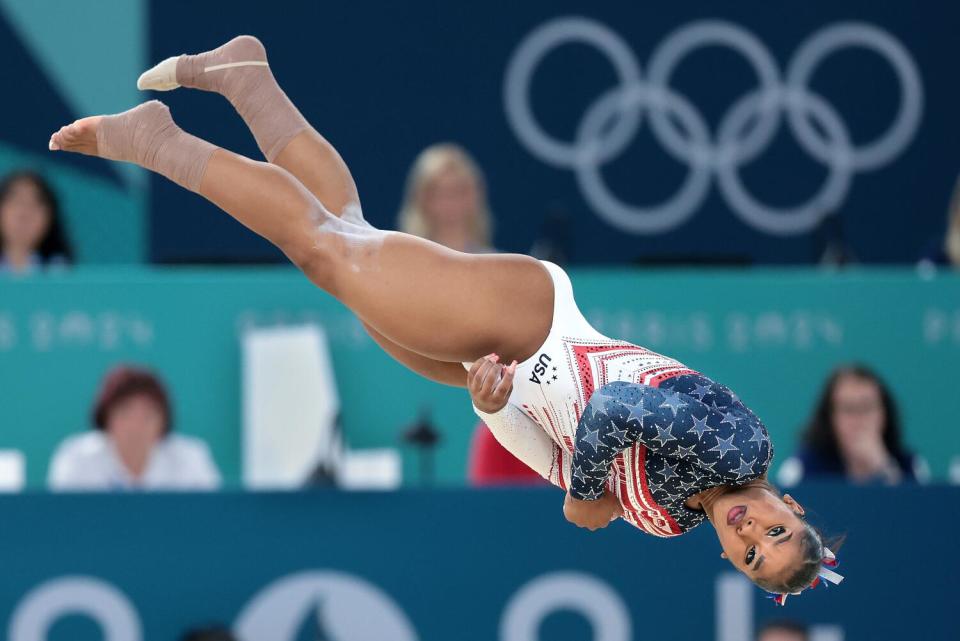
[96,101,216,192]
[175,36,309,162]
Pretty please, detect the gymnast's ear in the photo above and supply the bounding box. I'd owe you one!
[782,494,805,516]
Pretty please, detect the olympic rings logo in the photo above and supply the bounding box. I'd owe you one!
[504,18,923,236]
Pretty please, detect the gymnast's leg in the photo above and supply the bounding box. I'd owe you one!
[139,36,468,386]
[49,102,553,365]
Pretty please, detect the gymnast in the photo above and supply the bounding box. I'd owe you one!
[49,36,842,604]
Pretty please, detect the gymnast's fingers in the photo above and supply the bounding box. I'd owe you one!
[471,358,498,395]
[493,360,517,399]
[479,362,503,396]
[604,491,623,521]
[467,354,496,389]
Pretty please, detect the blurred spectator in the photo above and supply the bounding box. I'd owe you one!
[397,143,495,253]
[919,174,960,268]
[0,170,72,274]
[816,211,858,267]
[778,364,928,486]
[180,626,236,641]
[757,619,808,641]
[49,365,221,491]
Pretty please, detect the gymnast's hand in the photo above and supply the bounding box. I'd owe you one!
[468,354,518,414]
[563,490,623,531]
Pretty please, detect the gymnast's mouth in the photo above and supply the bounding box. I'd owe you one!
[727,505,746,526]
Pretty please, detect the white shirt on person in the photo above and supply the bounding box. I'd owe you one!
[0,253,68,275]
[48,430,221,491]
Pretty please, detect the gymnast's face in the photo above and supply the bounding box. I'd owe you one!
[708,485,806,583]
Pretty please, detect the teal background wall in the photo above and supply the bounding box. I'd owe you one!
[0,268,956,488]
[0,487,954,640]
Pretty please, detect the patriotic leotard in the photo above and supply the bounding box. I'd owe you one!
[474,262,773,537]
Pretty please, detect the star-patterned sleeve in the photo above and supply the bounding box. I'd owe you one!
[569,375,772,501]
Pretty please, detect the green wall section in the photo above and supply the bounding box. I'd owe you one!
[0,268,955,488]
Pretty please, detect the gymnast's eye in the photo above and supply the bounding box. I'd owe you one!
[768,526,785,537]
[745,546,756,565]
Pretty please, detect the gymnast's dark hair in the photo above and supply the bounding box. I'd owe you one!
[801,363,910,467]
[753,517,823,595]
[749,479,844,596]
[0,170,74,263]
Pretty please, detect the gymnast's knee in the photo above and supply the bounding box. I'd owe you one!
[287,232,341,295]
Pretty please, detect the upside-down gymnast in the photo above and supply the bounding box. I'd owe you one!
[49,36,842,604]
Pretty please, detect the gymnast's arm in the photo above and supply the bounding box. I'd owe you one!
[672,373,742,412]
[467,355,568,486]
[569,379,770,501]
[473,403,566,485]
[570,380,706,500]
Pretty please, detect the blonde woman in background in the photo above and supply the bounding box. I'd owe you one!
[945,184,960,266]
[920,174,960,268]
[399,144,541,484]
[398,144,495,254]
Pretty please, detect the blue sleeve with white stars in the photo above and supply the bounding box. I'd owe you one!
[569,374,772,501]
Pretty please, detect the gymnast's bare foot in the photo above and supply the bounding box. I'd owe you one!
[49,101,215,193]
[49,101,183,167]
[49,116,103,156]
